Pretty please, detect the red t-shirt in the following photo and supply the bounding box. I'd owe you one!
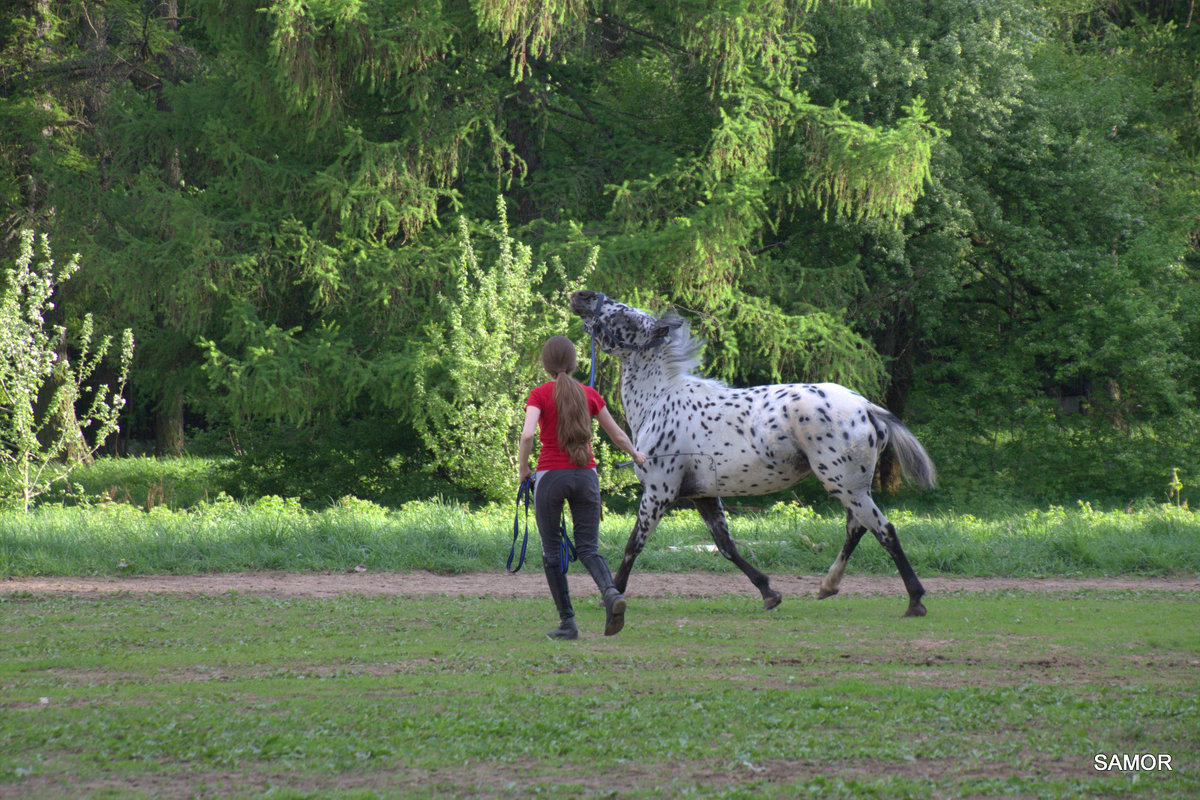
[527,381,606,470]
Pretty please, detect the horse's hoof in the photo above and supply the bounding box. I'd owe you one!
[763,592,782,611]
[817,587,838,600]
[903,602,927,618]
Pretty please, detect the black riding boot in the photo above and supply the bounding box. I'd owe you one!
[580,554,626,636]
[543,564,578,640]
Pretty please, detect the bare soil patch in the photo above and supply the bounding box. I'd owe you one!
[4,570,1198,599]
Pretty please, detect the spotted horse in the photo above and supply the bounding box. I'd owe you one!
[571,290,937,617]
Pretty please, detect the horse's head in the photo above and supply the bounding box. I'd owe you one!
[570,290,682,358]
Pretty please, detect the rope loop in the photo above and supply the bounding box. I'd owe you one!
[508,475,577,574]
[507,476,534,573]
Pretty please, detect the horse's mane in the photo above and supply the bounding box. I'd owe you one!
[658,311,722,387]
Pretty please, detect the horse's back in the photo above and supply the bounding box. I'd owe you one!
[640,377,887,499]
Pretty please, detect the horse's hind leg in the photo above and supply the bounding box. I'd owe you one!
[693,497,782,610]
[823,482,927,617]
[876,519,927,617]
[851,494,927,617]
[818,510,868,600]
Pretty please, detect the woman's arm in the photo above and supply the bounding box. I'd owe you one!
[596,407,647,466]
[517,406,540,482]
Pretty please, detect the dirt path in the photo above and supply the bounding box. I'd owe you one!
[4,571,1198,599]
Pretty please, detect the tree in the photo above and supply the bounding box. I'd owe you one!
[792,0,1200,497]
[116,0,944,466]
[471,0,945,387]
[0,0,200,451]
[24,0,1194,504]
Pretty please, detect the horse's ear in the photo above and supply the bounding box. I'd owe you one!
[650,313,685,341]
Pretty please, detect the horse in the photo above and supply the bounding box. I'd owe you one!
[571,290,937,617]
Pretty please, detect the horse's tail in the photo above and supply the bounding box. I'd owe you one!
[867,404,937,489]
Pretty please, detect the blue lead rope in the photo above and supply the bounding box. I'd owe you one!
[559,521,577,572]
[588,335,596,389]
[507,476,534,573]
[508,475,576,574]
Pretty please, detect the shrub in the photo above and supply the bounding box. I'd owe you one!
[0,230,134,510]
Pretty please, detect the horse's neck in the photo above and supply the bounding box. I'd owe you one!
[619,354,668,436]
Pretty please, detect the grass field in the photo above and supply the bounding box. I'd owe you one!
[3,458,1197,797]
[2,587,1197,799]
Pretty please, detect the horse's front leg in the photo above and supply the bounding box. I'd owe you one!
[614,489,675,593]
[693,497,782,610]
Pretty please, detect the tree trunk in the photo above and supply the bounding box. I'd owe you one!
[42,384,94,466]
[506,82,543,223]
[161,0,179,32]
[153,3,185,459]
[155,386,186,456]
[874,309,916,494]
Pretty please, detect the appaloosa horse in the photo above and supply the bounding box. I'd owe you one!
[571,290,937,617]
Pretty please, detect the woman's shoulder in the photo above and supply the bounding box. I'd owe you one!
[527,381,555,405]
[584,384,606,411]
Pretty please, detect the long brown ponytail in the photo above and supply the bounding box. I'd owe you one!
[542,336,591,467]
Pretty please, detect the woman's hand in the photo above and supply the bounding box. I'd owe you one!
[631,451,648,467]
[518,465,532,484]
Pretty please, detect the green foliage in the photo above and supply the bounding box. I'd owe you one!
[207,419,473,507]
[49,454,225,511]
[789,0,1200,505]
[1,0,1197,507]
[803,97,946,224]
[919,409,1200,511]
[475,0,588,77]
[199,308,372,427]
[0,231,133,511]
[405,197,597,501]
[535,0,945,383]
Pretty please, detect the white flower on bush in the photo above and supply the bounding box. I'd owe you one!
[0,230,135,511]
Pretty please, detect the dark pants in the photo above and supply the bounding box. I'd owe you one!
[533,468,623,636]
[534,468,602,564]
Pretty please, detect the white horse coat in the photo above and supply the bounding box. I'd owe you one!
[572,290,936,616]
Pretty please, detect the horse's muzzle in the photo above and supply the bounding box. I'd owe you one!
[570,290,604,317]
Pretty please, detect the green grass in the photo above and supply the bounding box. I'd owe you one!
[6,454,1193,580]
[2,589,1196,799]
[2,494,1199,578]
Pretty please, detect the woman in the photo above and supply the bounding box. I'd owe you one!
[518,335,647,640]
